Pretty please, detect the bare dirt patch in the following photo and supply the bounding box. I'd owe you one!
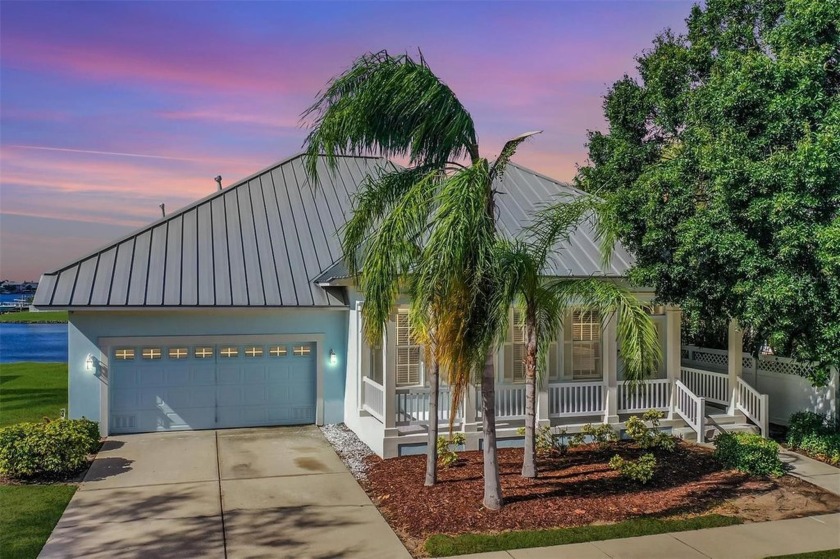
[360,442,840,554]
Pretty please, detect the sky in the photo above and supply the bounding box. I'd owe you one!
[0,1,693,281]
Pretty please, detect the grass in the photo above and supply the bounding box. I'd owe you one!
[425,515,743,557]
[765,552,840,559]
[0,485,77,559]
[0,361,74,558]
[0,362,68,426]
[0,311,67,323]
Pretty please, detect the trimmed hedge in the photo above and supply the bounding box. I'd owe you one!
[0,418,100,479]
[714,432,784,477]
[786,412,840,466]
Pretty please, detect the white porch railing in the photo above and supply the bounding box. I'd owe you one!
[674,380,705,443]
[736,377,769,437]
[548,382,605,417]
[495,384,527,419]
[680,366,729,406]
[617,379,671,413]
[395,386,463,425]
[362,377,385,423]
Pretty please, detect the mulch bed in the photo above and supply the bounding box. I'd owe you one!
[363,442,759,541]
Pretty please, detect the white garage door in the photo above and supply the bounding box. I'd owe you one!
[109,341,316,434]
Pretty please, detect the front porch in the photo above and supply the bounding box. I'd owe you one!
[360,366,767,458]
[348,303,770,458]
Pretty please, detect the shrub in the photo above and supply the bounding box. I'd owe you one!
[714,432,784,477]
[517,426,568,456]
[0,418,100,480]
[625,410,676,452]
[798,431,840,466]
[609,453,656,484]
[436,433,466,468]
[570,424,618,449]
[786,412,840,465]
[787,412,829,448]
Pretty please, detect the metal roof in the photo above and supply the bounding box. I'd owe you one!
[34,155,633,309]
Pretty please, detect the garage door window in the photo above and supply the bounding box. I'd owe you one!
[115,348,135,360]
[141,348,162,360]
[293,345,311,357]
[194,347,214,359]
[220,346,239,358]
[168,347,188,359]
[245,346,264,357]
[269,345,287,357]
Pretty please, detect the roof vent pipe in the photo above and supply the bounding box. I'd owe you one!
[215,175,223,191]
[159,203,166,217]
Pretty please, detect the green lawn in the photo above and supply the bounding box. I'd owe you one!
[0,361,73,559]
[0,485,77,559]
[425,515,743,557]
[0,362,68,426]
[0,311,67,323]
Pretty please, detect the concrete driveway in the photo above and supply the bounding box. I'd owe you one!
[40,426,410,559]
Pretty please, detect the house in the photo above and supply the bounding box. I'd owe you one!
[34,153,769,458]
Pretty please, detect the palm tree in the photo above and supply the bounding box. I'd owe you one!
[495,199,661,478]
[303,51,536,508]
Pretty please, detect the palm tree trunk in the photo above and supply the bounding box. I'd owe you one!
[481,355,503,509]
[425,355,440,486]
[522,314,538,478]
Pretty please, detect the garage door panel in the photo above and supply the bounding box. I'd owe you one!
[110,340,317,434]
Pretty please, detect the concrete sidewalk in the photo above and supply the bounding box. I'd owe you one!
[448,513,840,559]
[781,450,840,496]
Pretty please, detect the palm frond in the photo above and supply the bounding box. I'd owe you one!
[524,195,598,271]
[302,50,478,182]
[342,164,441,278]
[358,171,442,345]
[489,130,541,182]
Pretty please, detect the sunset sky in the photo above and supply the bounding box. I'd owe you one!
[0,1,692,281]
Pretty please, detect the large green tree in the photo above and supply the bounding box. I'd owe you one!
[578,0,840,380]
[303,51,537,508]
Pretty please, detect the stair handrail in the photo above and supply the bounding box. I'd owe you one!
[674,380,705,443]
[736,377,769,437]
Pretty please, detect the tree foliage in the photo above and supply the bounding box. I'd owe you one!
[578,0,840,380]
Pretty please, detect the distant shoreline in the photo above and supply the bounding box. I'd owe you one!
[0,311,68,324]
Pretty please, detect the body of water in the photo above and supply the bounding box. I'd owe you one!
[0,293,68,363]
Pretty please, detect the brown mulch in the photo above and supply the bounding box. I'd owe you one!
[361,442,840,546]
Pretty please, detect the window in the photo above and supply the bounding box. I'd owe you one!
[269,345,287,357]
[168,347,188,359]
[245,346,264,358]
[368,343,384,385]
[220,346,238,358]
[292,345,311,357]
[395,310,421,386]
[141,348,162,360]
[504,309,527,383]
[564,309,601,380]
[115,348,135,360]
[194,346,214,359]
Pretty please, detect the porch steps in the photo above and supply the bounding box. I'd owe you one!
[673,407,759,443]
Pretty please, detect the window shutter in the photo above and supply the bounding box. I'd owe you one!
[562,310,574,379]
[395,309,421,386]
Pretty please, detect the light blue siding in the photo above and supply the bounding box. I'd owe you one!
[68,309,348,432]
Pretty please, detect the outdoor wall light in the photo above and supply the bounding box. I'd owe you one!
[329,349,337,365]
[85,354,95,372]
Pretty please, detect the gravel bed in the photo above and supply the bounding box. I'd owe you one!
[321,423,375,480]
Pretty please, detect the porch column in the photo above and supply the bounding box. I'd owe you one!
[383,319,397,435]
[462,383,479,432]
[537,375,550,428]
[603,312,619,424]
[665,306,682,419]
[727,318,743,415]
